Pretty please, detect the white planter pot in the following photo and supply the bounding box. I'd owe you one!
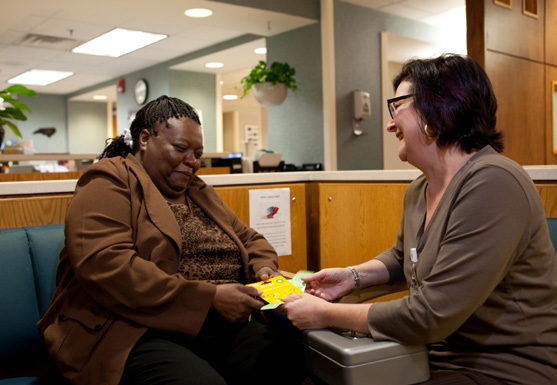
[251,82,288,106]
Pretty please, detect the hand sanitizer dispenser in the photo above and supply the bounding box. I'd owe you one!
[354,90,371,121]
[353,90,370,136]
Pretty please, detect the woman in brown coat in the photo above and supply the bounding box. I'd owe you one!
[38,96,307,385]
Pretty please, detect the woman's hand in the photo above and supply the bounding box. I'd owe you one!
[281,293,332,330]
[211,284,263,323]
[255,267,279,281]
[303,268,355,301]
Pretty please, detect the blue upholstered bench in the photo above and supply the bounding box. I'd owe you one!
[0,224,65,384]
[547,218,557,253]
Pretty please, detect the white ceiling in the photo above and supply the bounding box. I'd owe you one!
[0,0,465,103]
[343,0,465,25]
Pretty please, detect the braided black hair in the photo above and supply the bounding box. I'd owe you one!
[99,95,201,159]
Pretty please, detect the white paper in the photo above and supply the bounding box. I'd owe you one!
[249,188,292,256]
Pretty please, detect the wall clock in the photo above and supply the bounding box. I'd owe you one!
[134,79,148,105]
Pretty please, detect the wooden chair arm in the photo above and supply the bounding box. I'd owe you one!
[279,270,296,279]
[335,281,409,304]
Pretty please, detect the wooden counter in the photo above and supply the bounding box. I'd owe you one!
[2,167,557,273]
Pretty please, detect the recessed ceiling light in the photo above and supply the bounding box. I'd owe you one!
[254,47,267,54]
[72,28,167,57]
[223,95,238,100]
[185,8,213,18]
[93,95,107,100]
[8,69,74,86]
[205,62,224,69]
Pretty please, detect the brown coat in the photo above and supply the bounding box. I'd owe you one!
[37,155,278,385]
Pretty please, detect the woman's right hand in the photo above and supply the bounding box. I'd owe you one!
[211,284,263,323]
[303,268,356,301]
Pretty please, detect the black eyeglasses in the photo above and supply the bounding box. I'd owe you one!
[387,94,415,119]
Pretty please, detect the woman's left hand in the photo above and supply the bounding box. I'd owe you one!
[256,267,279,281]
[211,284,264,323]
[281,293,332,330]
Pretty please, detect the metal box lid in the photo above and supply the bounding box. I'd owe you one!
[303,329,427,366]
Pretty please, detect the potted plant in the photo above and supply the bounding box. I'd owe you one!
[0,84,37,147]
[240,61,298,106]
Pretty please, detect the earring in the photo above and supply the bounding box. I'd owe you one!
[141,142,147,150]
[424,124,435,137]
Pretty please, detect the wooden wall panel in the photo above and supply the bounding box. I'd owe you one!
[466,0,486,67]
[485,0,545,61]
[316,183,407,269]
[197,167,230,175]
[546,0,557,66]
[546,65,557,164]
[467,0,554,166]
[0,171,83,182]
[214,184,308,273]
[486,51,545,165]
[316,182,557,271]
[0,195,73,228]
[536,184,557,217]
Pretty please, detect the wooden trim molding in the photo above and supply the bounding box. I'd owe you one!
[522,0,539,18]
[494,0,512,9]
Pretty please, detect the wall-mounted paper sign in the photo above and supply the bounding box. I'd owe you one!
[249,188,292,256]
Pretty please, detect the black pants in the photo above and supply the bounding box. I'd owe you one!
[120,313,308,385]
[417,369,505,385]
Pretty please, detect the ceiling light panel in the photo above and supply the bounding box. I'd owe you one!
[8,69,74,86]
[185,8,213,18]
[72,28,167,57]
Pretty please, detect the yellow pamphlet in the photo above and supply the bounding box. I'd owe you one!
[247,275,303,308]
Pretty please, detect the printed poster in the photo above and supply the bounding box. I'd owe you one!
[249,188,292,256]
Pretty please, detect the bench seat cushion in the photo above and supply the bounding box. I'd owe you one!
[24,224,64,316]
[0,228,42,361]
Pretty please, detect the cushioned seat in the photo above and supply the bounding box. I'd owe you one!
[546,218,557,253]
[0,228,43,363]
[0,377,46,385]
[0,225,64,384]
[25,225,65,316]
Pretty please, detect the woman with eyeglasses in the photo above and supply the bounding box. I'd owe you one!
[281,54,557,384]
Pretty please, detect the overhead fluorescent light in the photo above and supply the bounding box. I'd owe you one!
[8,69,74,86]
[185,8,213,18]
[93,95,107,100]
[205,62,224,69]
[254,47,267,54]
[72,28,167,57]
[223,95,238,100]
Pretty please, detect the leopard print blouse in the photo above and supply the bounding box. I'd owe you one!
[167,197,243,285]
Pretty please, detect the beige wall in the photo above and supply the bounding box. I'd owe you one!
[223,105,267,158]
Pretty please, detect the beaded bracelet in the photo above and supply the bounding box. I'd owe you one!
[347,266,361,289]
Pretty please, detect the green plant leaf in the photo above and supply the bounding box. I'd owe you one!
[3,98,32,113]
[1,107,27,121]
[2,84,38,97]
[238,60,298,98]
[0,84,37,140]
[2,120,23,138]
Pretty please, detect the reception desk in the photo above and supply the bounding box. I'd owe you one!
[0,152,233,179]
[1,167,557,274]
